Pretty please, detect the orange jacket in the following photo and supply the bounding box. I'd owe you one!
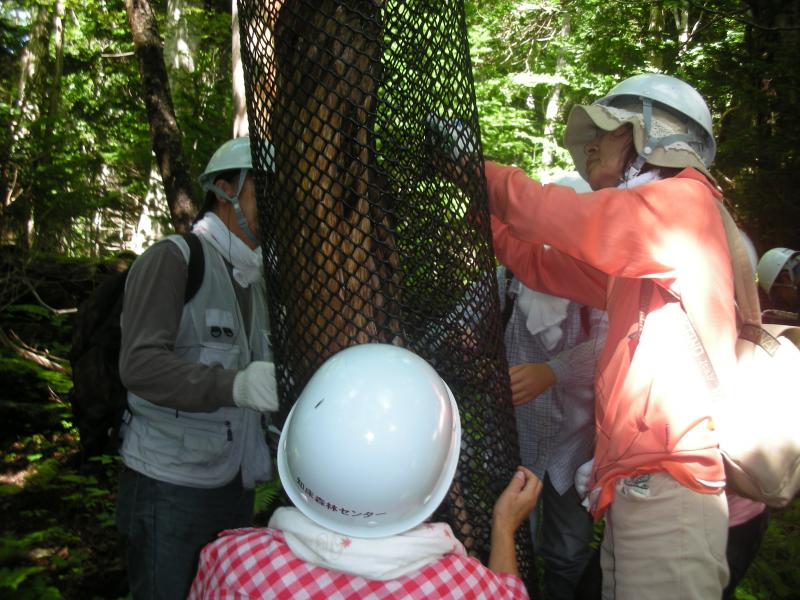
[486,162,736,517]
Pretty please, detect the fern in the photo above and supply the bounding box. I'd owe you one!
[253,476,283,517]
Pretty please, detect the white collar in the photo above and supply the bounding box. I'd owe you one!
[268,507,465,580]
[192,212,263,287]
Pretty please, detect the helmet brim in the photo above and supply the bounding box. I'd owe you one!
[564,104,713,183]
[277,375,462,539]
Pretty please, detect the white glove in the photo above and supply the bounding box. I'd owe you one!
[232,361,279,412]
[574,459,594,500]
[425,114,477,162]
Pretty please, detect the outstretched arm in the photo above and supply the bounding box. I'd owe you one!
[489,466,542,577]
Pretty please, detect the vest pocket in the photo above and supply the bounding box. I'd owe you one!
[198,342,241,370]
[135,418,230,466]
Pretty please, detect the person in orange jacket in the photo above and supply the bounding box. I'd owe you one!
[478,74,734,599]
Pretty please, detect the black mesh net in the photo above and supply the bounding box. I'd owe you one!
[238,0,534,580]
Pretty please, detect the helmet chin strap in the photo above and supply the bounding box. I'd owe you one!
[208,169,258,244]
[621,96,700,185]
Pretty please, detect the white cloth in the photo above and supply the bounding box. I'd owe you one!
[192,212,262,287]
[268,507,466,581]
[511,278,569,350]
[620,167,661,189]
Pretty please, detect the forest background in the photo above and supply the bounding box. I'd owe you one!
[0,0,798,598]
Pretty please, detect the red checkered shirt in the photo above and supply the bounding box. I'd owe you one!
[189,527,530,599]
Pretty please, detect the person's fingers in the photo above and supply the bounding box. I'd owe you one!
[499,468,528,502]
[524,473,543,496]
[510,391,531,407]
[508,365,527,385]
[515,468,542,507]
[510,468,526,487]
[510,373,535,405]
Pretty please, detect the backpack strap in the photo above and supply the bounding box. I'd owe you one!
[180,232,204,304]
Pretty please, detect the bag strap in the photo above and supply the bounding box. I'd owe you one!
[640,202,769,398]
[640,279,724,398]
[630,279,656,342]
[180,232,205,304]
[714,204,787,357]
[715,203,761,328]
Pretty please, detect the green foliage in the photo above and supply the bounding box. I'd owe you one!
[734,503,800,599]
[0,433,125,597]
[253,475,283,518]
[0,356,72,397]
[468,0,800,250]
[0,2,797,597]
[1,0,236,256]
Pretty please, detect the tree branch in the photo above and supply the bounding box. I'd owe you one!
[23,278,78,315]
[0,328,70,375]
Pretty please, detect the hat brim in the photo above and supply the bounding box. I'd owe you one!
[564,104,713,183]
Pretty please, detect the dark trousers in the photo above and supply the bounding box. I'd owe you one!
[532,474,595,600]
[116,468,254,600]
[722,509,769,600]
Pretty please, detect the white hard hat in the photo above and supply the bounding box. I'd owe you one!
[757,247,800,294]
[198,137,253,192]
[564,73,716,181]
[277,343,462,538]
[196,137,275,244]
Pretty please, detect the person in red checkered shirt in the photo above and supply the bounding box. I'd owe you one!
[189,344,541,599]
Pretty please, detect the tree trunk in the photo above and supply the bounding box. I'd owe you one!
[165,0,197,72]
[46,1,66,128]
[232,0,249,137]
[541,14,570,166]
[236,0,282,138]
[125,0,195,233]
[273,1,400,371]
[1,7,51,248]
[30,0,66,252]
[125,0,199,251]
[672,2,701,61]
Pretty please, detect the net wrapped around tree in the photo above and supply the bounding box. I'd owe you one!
[238,0,534,578]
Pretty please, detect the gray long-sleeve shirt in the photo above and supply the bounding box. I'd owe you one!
[119,240,251,412]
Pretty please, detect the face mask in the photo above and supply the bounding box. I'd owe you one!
[193,213,263,287]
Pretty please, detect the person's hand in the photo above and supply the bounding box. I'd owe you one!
[489,466,541,577]
[232,361,278,412]
[509,363,556,406]
[492,466,542,536]
[574,459,594,499]
[425,114,479,194]
[425,114,477,162]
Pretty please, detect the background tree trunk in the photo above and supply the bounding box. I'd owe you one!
[125,0,195,233]
[30,0,66,252]
[541,13,569,166]
[2,7,51,249]
[232,0,249,137]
